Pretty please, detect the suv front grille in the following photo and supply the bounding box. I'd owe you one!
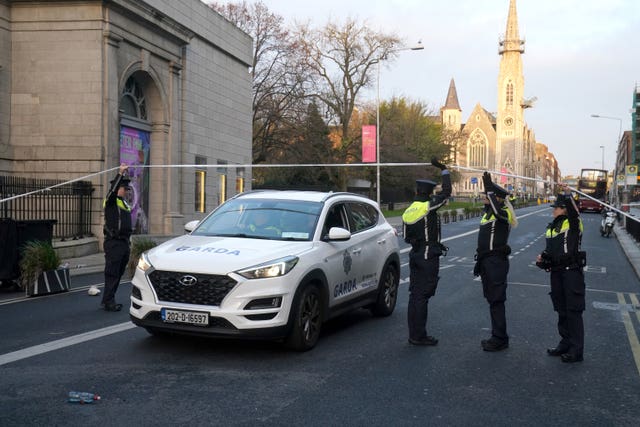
[148,270,237,306]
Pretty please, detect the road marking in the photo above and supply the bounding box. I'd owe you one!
[617,292,640,377]
[0,321,136,366]
[0,283,107,306]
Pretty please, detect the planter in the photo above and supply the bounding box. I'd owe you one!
[26,268,70,297]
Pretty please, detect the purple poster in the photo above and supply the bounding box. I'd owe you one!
[119,126,150,234]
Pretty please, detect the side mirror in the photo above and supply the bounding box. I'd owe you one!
[325,226,351,242]
[184,220,199,233]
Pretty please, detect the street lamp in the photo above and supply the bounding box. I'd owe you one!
[591,114,623,203]
[599,145,605,170]
[376,41,424,205]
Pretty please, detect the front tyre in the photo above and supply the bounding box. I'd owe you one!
[285,285,323,351]
[370,263,399,317]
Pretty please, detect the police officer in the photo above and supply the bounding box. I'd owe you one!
[402,157,451,346]
[102,164,132,312]
[536,183,586,363]
[474,172,517,352]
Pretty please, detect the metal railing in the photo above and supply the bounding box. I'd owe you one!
[0,176,94,240]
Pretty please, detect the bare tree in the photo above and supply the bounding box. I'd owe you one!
[296,18,401,190]
[209,1,310,164]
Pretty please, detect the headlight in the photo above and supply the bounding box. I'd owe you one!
[237,256,298,279]
[137,252,153,272]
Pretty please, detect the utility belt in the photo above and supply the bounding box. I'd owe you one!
[408,239,449,256]
[475,245,511,263]
[536,251,586,272]
[104,227,131,243]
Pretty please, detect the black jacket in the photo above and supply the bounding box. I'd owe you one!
[103,173,132,240]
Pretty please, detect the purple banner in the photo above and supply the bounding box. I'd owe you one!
[119,126,150,234]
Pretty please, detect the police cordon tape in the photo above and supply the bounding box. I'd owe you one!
[1,162,638,224]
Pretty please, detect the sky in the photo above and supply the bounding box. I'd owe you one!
[210,0,639,177]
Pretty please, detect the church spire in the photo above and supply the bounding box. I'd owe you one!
[499,0,524,55]
[443,78,461,111]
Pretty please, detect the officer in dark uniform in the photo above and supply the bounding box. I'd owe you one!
[474,172,517,352]
[536,183,586,363]
[101,164,133,312]
[402,158,451,346]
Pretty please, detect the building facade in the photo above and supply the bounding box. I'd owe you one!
[0,0,252,240]
[440,0,559,198]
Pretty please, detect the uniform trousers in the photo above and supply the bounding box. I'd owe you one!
[407,246,440,340]
[549,268,585,356]
[479,255,509,342]
[102,238,131,306]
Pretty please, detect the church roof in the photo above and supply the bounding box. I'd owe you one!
[443,78,461,111]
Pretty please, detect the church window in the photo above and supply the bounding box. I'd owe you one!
[506,82,514,106]
[468,131,487,168]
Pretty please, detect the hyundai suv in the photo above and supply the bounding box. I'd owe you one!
[129,190,400,351]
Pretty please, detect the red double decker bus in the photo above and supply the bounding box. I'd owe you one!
[577,168,607,213]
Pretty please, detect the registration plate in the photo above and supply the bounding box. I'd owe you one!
[161,308,209,326]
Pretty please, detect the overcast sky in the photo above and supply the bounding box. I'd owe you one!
[211,0,639,177]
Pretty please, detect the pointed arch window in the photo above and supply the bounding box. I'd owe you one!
[506,82,514,106]
[468,130,487,168]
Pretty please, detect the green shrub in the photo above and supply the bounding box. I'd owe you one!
[19,240,61,289]
[127,237,158,275]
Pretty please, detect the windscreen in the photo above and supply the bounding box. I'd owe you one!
[192,198,323,241]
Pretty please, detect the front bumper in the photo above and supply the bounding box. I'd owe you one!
[129,267,295,339]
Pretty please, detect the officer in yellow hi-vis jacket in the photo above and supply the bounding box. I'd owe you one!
[536,183,586,363]
[102,164,132,312]
[475,172,517,352]
[401,158,451,346]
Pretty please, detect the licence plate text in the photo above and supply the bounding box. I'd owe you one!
[161,308,209,326]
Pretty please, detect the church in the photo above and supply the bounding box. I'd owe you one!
[440,0,560,199]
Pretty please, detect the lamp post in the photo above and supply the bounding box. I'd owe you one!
[591,114,623,204]
[375,41,424,205]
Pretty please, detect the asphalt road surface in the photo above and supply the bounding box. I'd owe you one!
[1,205,639,426]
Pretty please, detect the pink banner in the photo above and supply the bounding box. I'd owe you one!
[500,167,507,184]
[362,125,376,163]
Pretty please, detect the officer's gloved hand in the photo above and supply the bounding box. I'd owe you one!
[482,171,493,193]
[431,157,447,170]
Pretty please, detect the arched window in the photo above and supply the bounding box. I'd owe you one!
[121,76,147,120]
[506,82,514,106]
[468,130,487,168]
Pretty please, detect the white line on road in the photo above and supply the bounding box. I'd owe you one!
[0,321,136,366]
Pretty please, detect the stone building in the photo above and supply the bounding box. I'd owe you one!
[0,0,252,240]
[440,0,559,198]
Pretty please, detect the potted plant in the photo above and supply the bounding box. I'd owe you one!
[19,240,70,297]
[126,237,158,277]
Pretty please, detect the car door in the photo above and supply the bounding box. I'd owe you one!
[319,202,364,307]
[345,202,388,296]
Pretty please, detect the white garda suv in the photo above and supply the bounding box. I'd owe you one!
[130,190,400,351]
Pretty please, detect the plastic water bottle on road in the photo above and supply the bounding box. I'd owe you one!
[68,391,100,403]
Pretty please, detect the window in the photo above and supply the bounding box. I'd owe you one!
[468,130,487,168]
[120,77,147,120]
[195,156,207,212]
[236,168,245,193]
[347,203,378,233]
[323,204,348,236]
[217,161,227,205]
[506,82,514,106]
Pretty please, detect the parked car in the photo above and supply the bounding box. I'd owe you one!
[129,190,401,351]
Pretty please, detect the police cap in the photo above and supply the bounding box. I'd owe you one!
[416,179,437,196]
[110,176,131,188]
[550,199,567,208]
[488,183,510,199]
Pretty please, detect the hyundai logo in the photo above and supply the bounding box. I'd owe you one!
[179,275,198,286]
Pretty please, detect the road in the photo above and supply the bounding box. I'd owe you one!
[1,205,639,426]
